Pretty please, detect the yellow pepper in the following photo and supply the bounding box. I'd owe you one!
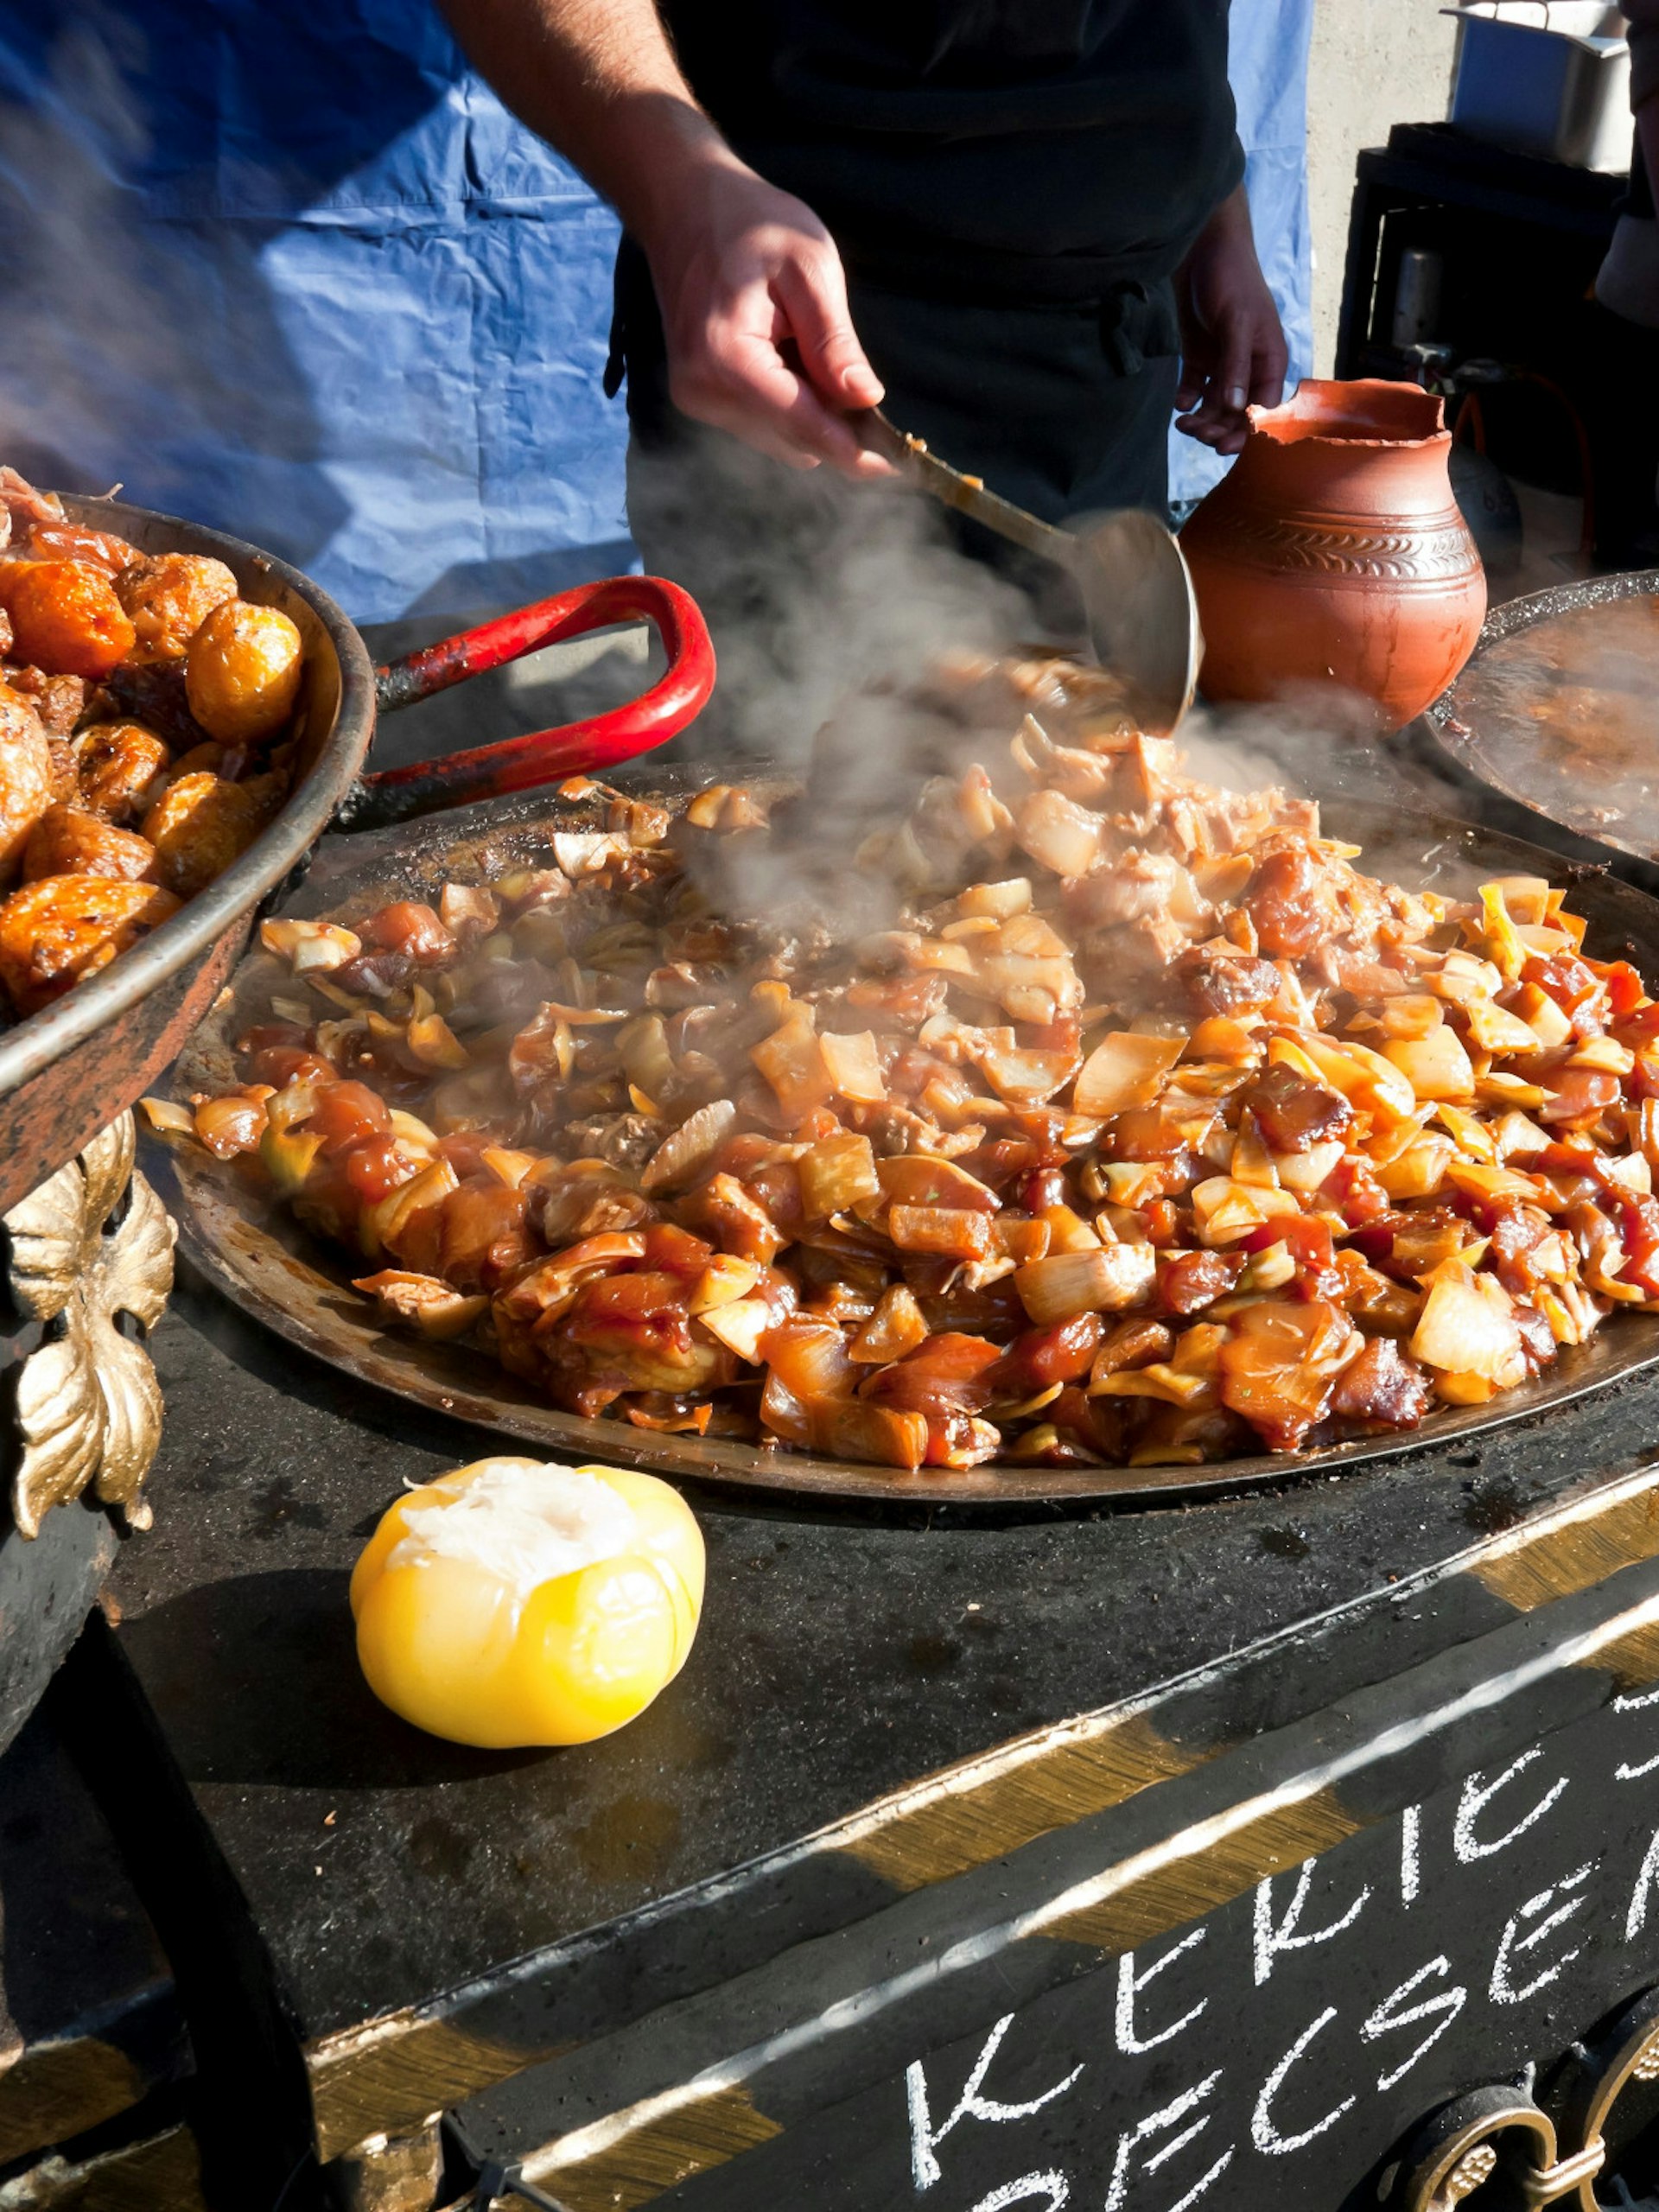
[349,1457,704,1748]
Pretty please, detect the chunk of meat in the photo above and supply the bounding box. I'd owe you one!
[1158,1248,1242,1315]
[0,875,181,1014]
[1329,1337,1431,1431]
[1065,849,1185,931]
[561,1272,729,1393]
[7,561,135,678]
[982,1313,1103,1400]
[0,691,54,880]
[1177,945,1281,1018]
[1243,845,1342,961]
[24,523,137,573]
[1240,1062,1352,1151]
[101,665,209,753]
[22,803,156,884]
[437,1174,539,1292]
[364,901,456,965]
[4,666,86,735]
[0,467,64,537]
[115,553,238,664]
[1484,1199,1554,1299]
[75,722,170,820]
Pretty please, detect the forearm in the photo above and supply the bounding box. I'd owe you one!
[441,0,888,474]
[437,0,737,239]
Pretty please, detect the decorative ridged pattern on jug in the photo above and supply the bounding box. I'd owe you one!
[1205,507,1484,584]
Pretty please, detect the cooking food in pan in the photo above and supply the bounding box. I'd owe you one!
[0,467,304,1020]
[150,658,1659,1474]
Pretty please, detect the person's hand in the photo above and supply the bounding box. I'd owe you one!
[636,148,894,479]
[1174,187,1288,455]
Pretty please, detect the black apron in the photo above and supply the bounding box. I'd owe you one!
[607,0,1242,705]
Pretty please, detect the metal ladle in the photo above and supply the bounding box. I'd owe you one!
[857,409,1202,735]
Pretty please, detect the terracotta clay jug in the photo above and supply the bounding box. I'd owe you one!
[1179,379,1486,728]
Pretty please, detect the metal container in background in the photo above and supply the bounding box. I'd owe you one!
[1445,2,1633,174]
[1390,246,1446,347]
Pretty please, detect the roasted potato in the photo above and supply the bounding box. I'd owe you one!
[75,721,169,820]
[0,874,180,1014]
[162,740,227,782]
[7,559,136,678]
[185,600,302,744]
[22,803,157,884]
[0,689,55,880]
[141,770,276,899]
[116,552,238,665]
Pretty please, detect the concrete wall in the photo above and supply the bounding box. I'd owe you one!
[1305,0,1461,371]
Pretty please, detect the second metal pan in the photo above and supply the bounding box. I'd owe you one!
[1424,568,1659,881]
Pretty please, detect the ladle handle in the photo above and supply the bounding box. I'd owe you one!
[855,409,1079,570]
[339,575,716,832]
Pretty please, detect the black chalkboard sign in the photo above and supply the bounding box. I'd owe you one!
[669,1690,1659,2211]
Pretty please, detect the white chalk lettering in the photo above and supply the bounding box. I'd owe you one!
[1613,1686,1659,1781]
[1490,1862,1595,2005]
[966,2175,1069,2212]
[1453,1747,1567,1862]
[1115,1928,1209,2055]
[906,2014,1084,2191]
[1400,1804,1421,1906]
[1629,1825,1659,1941]
[1359,1956,1468,2093]
[1250,2008,1356,2156]
[1103,2071,1232,2212]
[1252,1858,1371,1986]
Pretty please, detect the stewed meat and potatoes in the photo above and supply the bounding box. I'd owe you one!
[0,467,303,1020]
[150,658,1659,1474]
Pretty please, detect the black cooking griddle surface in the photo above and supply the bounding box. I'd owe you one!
[105,1268,1659,2052]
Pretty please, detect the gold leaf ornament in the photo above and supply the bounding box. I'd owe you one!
[5,1114,176,1538]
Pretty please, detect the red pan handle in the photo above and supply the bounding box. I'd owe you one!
[338,575,715,831]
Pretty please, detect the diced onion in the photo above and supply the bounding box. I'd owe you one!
[958,878,1033,920]
[698,1297,772,1362]
[849,1285,929,1363]
[820,1031,887,1104]
[1073,1032,1183,1118]
[1376,1135,1453,1202]
[1190,1177,1301,1245]
[1383,1028,1476,1103]
[1015,789,1103,879]
[1015,1243,1156,1325]
[140,1095,194,1135]
[1275,1139,1347,1193]
[641,1099,737,1195]
[1408,1262,1527,1387]
[798,1133,880,1220]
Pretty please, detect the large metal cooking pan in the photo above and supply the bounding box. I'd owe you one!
[1424,568,1659,883]
[0,494,715,1217]
[156,779,1659,1508]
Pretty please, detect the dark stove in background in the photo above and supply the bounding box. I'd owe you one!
[1338,121,1659,582]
